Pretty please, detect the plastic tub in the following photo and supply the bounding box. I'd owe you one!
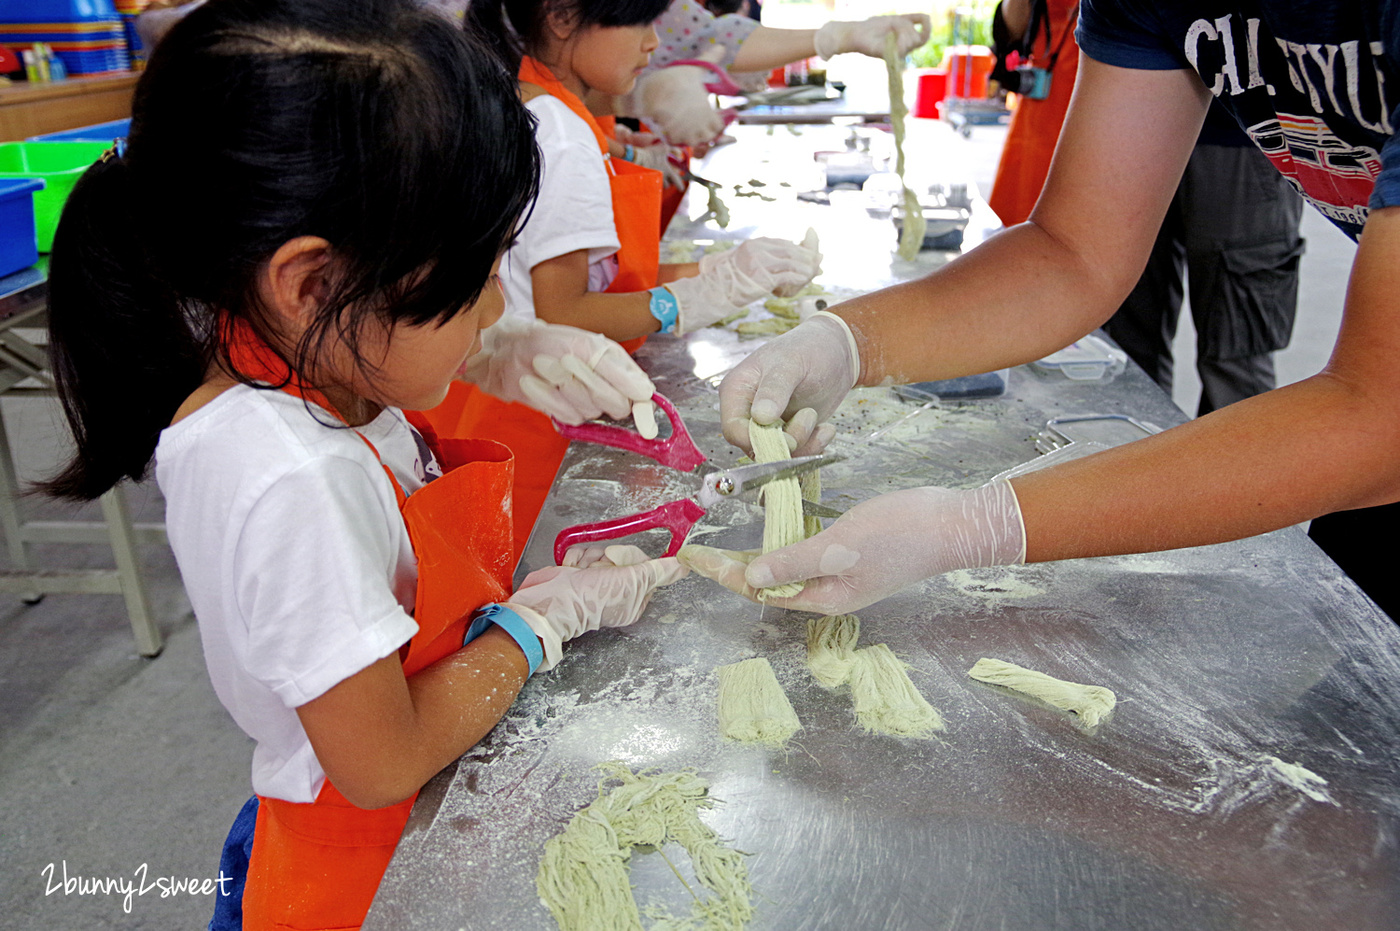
[1031,335,1129,381]
[941,45,994,99]
[29,118,130,143]
[913,70,948,118]
[0,141,109,251]
[0,178,45,278]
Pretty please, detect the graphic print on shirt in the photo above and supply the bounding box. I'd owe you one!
[410,424,444,484]
[1180,9,1395,239]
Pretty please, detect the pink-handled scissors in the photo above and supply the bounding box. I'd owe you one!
[550,393,842,563]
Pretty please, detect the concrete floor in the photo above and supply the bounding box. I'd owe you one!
[0,123,1357,929]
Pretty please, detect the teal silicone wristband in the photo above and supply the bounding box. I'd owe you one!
[623,143,636,163]
[647,285,680,334]
[462,603,543,676]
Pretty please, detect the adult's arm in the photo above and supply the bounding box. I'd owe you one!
[833,56,1208,386]
[1015,203,1400,559]
[729,26,818,73]
[831,57,1400,555]
[718,56,1209,442]
[711,56,1400,613]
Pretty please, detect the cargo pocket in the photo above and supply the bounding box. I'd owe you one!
[1195,235,1304,361]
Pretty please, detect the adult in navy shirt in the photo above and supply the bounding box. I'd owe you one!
[687,2,1400,621]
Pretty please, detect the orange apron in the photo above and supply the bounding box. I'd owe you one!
[418,56,662,561]
[598,112,688,234]
[987,0,1081,227]
[223,322,516,931]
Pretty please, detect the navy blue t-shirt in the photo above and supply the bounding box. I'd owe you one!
[1077,0,1400,240]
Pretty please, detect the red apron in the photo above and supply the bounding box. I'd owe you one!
[222,322,516,930]
[418,56,662,561]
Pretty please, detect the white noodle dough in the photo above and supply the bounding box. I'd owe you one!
[850,643,945,738]
[967,657,1117,727]
[716,656,801,748]
[747,420,804,600]
[806,614,860,688]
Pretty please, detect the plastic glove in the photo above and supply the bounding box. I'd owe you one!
[629,63,725,146]
[625,141,686,188]
[814,14,932,59]
[664,234,823,334]
[718,311,859,453]
[678,481,1026,615]
[504,550,690,669]
[615,126,687,188]
[462,315,659,436]
[560,542,653,569]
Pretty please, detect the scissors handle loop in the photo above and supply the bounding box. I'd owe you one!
[553,498,706,565]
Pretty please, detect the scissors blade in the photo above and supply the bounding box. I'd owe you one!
[801,499,844,519]
[698,454,845,506]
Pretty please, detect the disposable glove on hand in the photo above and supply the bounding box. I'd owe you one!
[505,548,690,670]
[560,542,654,569]
[615,126,687,188]
[630,64,725,146]
[664,234,823,334]
[719,311,859,452]
[815,14,932,59]
[626,142,687,188]
[679,481,1026,615]
[462,315,658,435]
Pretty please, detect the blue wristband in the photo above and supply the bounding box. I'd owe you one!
[623,143,636,163]
[463,603,544,676]
[647,285,680,334]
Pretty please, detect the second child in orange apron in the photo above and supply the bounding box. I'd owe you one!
[428,0,825,559]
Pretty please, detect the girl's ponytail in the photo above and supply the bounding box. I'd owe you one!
[40,153,205,500]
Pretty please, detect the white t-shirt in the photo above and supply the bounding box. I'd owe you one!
[155,386,443,803]
[501,95,620,319]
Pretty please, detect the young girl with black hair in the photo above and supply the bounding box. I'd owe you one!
[41,1,686,927]
[440,0,823,554]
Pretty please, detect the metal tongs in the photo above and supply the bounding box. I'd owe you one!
[551,393,843,563]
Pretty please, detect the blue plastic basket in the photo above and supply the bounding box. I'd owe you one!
[28,118,130,143]
[0,178,45,278]
[0,1,118,24]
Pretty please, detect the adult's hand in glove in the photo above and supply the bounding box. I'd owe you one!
[462,315,660,437]
[630,63,725,146]
[815,14,932,59]
[718,311,859,453]
[678,482,1026,615]
[505,545,689,670]
[664,231,823,334]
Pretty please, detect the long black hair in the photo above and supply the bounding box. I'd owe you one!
[41,0,541,500]
[466,0,670,72]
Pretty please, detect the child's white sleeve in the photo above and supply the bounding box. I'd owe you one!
[232,455,420,708]
[516,97,620,269]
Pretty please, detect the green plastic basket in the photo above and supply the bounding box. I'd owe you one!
[0,142,110,252]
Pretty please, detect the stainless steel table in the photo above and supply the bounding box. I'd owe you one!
[364,125,1400,931]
